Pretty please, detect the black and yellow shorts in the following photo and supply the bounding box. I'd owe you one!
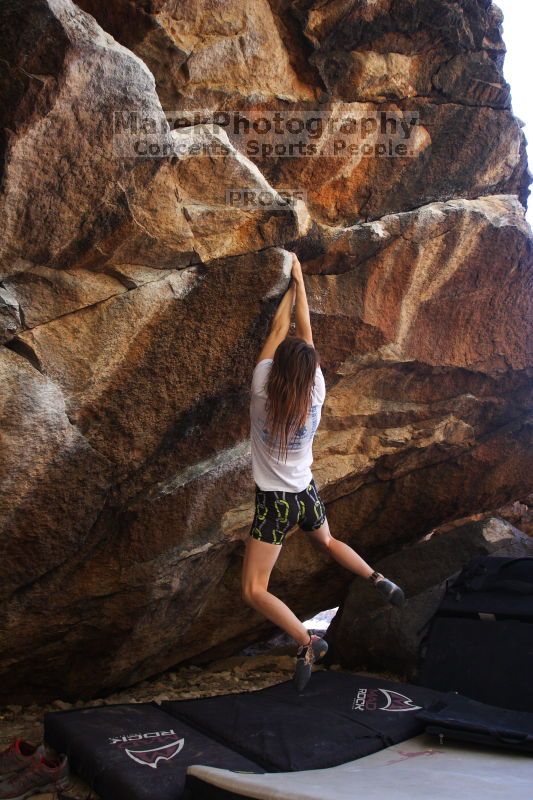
[249,477,327,546]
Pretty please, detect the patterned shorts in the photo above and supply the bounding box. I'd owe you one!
[249,477,327,546]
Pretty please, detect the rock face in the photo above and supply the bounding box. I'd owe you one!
[0,0,532,702]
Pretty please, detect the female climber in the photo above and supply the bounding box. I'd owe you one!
[241,252,405,691]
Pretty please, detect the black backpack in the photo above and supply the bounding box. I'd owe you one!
[440,556,533,619]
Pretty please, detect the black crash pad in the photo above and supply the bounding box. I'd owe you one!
[416,692,533,753]
[44,702,263,800]
[415,617,533,712]
[162,670,447,772]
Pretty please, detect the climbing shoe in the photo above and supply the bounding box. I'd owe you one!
[0,753,71,799]
[293,633,328,693]
[369,571,405,607]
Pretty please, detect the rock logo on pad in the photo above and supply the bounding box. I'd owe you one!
[109,729,184,768]
[352,688,423,713]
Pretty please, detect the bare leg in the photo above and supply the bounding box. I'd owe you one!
[304,517,374,578]
[241,536,311,646]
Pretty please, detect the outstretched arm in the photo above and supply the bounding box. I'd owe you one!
[256,279,296,363]
[292,254,314,347]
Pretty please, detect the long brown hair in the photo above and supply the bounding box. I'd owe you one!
[264,336,319,462]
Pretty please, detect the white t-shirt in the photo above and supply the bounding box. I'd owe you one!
[250,358,326,492]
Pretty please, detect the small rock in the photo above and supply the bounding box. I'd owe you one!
[51,700,72,710]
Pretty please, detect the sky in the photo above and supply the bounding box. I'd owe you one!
[496,0,532,223]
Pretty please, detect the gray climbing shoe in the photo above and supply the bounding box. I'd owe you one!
[370,572,405,607]
[293,634,328,693]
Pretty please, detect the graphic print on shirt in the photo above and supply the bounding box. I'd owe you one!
[260,403,320,453]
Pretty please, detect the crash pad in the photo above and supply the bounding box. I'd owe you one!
[44,701,263,800]
[162,670,447,772]
[45,671,531,800]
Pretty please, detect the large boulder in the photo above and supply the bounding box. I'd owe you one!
[0,0,531,701]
